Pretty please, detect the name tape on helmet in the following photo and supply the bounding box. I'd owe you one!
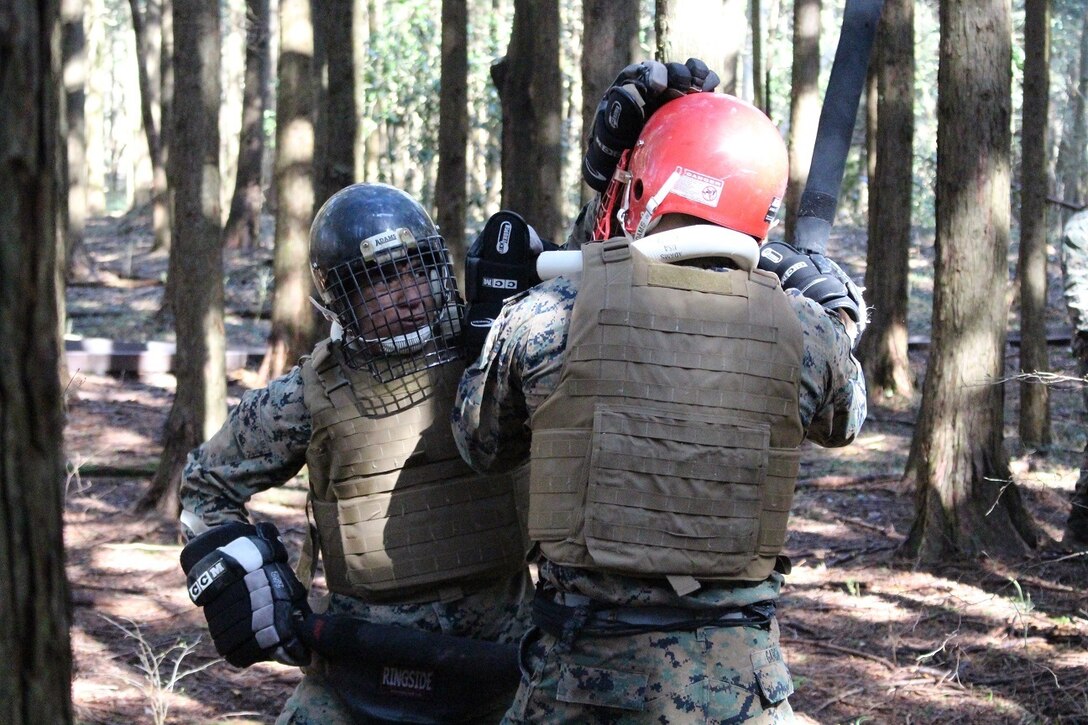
[360,228,416,264]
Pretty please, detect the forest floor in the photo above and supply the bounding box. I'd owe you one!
[63,206,1088,724]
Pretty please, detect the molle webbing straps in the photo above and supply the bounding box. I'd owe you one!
[529,240,804,583]
[301,348,526,601]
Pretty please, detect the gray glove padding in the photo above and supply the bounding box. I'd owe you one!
[181,521,311,668]
[582,58,721,191]
[758,241,867,340]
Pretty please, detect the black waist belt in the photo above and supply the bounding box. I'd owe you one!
[531,585,776,639]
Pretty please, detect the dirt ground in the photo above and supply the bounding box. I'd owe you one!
[63,209,1088,724]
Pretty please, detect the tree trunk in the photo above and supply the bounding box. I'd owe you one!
[784,0,821,243]
[857,0,915,403]
[0,0,74,721]
[362,0,382,182]
[62,0,93,282]
[653,0,746,95]
[437,0,469,278]
[498,0,563,244]
[1017,0,1050,448]
[142,0,227,514]
[751,0,764,112]
[902,0,1037,561]
[223,0,270,249]
[312,0,355,210]
[1056,9,1087,221]
[160,0,176,307]
[580,0,638,206]
[259,0,317,382]
[129,0,170,253]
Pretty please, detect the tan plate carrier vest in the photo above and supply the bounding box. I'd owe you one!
[301,342,526,601]
[529,239,805,583]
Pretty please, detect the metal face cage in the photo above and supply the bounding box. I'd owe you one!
[317,237,465,383]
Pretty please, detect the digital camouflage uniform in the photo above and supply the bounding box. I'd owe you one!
[181,349,534,725]
[452,259,866,724]
[1060,208,1088,545]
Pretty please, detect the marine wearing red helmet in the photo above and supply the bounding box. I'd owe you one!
[596,92,788,244]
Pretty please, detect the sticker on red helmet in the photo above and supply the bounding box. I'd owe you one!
[671,167,724,208]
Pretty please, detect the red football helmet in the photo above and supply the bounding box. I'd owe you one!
[600,93,788,242]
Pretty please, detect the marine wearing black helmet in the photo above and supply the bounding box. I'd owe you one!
[308,183,465,381]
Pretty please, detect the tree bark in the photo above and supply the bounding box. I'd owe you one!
[902,0,1037,561]
[751,0,764,112]
[498,0,563,244]
[436,0,469,276]
[259,0,317,382]
[129,0,170,252]
[62,0,93,282]
[653,0,746,95]
[142,0,227,514]
[1056,9,1087,221]
[784,0,821,243]
[857,0,915,403]
[1017,0,1051,448]
[580,0,638,206]
[0,0,74,720]
[311,0,355,210]
[222,0,270,249]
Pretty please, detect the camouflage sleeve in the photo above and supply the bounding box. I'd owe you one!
[1062,210,1088,333]
[180,366,313,529]
[787,289,867,447]
[453,276,578,472]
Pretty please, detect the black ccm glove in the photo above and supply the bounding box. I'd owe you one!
[181,521,311,668]
[463,210,557,354]
[758,241,867,342]
[582,58,721,191]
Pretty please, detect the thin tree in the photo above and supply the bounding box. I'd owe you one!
[436,0,469,273]
[857,0,915,402]
[62,0,93,281]
[141,0,227,514]
[1017,0,1051,448]
[654,0,746,94]
[0,0,73,720]
[128,0,170,252]
[752,0,765,112]
[580,0,638,205]
[312,0,355,209]
[362,0,382,183]
[902,0,1037,561]
[495,0,563,244]
[258,0,317,382]
[784,0,822,242]
[1056,8,1087,219]
[222,0,271,249]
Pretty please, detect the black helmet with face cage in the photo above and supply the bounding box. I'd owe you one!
[309,183,464,380]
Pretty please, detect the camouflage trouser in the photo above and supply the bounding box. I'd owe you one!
[500,618,795,724]
[1068,334,1088,543]
[277,570,533,724]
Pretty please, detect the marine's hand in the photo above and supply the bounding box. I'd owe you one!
[758,241,867,344]
[582,58,720,191]
[180,521,311,668]
[464,210,557,355]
